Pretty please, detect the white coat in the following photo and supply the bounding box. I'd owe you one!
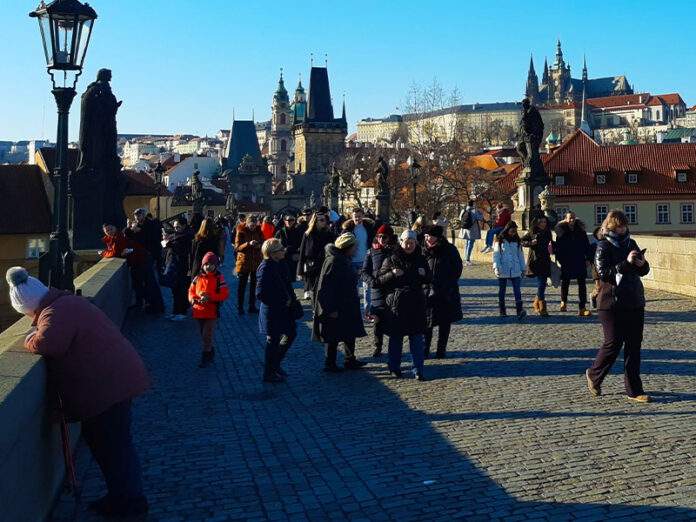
[492,239,526,279]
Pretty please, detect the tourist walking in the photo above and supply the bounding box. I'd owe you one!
[492,221,527,319]
[586,210,651,403]
[312,233,368,372]
[521,216,553,316]
[161,218,193,320]
[554,212,591,316]
[125,208,163,271]
[275,214,303,280]
[459,200,483,265]
[190,218,221,278]
[188,252,230,368]
[297,212,336,301]
[375,230,432,380]
[7,267,150,517]
[423,225,463,358]
[256,239,300,383]
[362,224,396,357]
[235,215,264,314]
[342,208,376,319]
[482,203,511,253]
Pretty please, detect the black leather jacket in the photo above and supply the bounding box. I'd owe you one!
[594,237,649,310]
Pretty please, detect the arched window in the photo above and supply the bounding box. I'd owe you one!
[280,113,286,125]
[281,139,287,152]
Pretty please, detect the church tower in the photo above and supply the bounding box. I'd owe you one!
[268,70,293,180]
[292,77,307,124]
[525,55,539,103]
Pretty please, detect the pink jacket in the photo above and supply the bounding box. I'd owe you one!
[25,289,150,421]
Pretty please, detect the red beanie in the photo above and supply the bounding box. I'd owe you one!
[201,252,219,266]
[377,224,394,236]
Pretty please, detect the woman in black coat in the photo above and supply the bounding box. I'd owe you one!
[162,219,193,319]
[312,233,367,372]
[362,224,396,357]
[297,213,336,301]
[554,212,591,316]
[190,218,221,278]
[422,226,463,358]
[586,210,650,403]
[375,230,432,380]
[275,215,304,279]
[521,216,553,316]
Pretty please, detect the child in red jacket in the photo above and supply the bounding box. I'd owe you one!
[188,252,230,367]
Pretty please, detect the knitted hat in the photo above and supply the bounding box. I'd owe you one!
[427,225,444,238]
[335,232,357,250]
[399,229,417,242]
[376,224,394,236]
[6,267,49,315]
[201,252,219,266]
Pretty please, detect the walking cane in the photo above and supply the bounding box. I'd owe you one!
[57,394,81,503]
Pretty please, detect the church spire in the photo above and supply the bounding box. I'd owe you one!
[526,55,539,103]
[555,38,564,67]
[542,57,549,84]
[582,55,588,82]
[580,82,592,135]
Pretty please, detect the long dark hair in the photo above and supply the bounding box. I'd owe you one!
[531,216,549,234]
[496,221,520,244]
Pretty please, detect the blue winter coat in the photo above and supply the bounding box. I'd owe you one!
[256,259,296,338]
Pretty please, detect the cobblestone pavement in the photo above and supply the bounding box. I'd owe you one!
[51,261,696,521]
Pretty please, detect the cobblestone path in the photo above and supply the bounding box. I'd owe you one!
[52,262,696,521]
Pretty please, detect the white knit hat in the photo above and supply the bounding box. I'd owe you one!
[6,267,49,315]
[400,229,417,242]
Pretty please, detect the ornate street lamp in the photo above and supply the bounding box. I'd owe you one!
[30,0,97,291]
[153,162,165,221]
[407,155,421,210]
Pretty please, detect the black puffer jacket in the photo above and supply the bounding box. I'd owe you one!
[554,220,590,279]
[312,245,367,343]
[297,229,336,279]
[424,240,463,327]
[375,247,432,336]
[594,233,649,310]
[521,228,553,278]
[362,244,393,312]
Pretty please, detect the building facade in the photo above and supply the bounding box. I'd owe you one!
[267,72,293,180]
[222,120,272,209]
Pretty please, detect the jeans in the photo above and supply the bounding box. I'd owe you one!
[352,261,371,314]
[425,323,452,356]
[81,400,144,504]
[326,338,356,366]
[388,334,425,375]
[464,239,475,262]
[265,331,297,377]
[197,318,216,352]
[588,308,645,397]
[373,310,386,351]
[537,276,547,300]
[485,226,503,248]
[498,277,522,308]
[237,271,257,310]
[561,277,587,307]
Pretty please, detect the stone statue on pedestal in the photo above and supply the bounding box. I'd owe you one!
[516,98,545,174]
[72,68,127,248]
[190,170,205,215]
[374,156,391,223]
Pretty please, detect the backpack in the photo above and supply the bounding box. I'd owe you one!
[461,209,473,230]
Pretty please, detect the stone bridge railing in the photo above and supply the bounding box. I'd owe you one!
[0,258,131,522]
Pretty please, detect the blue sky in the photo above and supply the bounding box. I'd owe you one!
[1,0,695,141]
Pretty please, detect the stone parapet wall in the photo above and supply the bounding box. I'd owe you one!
[632,235,696,297]
[0,258,130,522]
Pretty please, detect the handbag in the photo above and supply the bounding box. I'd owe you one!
[289,298,304,320]
[549,261,561,288]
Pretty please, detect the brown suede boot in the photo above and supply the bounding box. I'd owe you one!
[532,297,540,313]
[539,300,549,317]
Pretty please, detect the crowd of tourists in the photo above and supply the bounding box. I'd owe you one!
[4,198,652,517]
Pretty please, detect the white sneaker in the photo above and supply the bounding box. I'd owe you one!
[303,291,311,300]
[171,314,186,321]
[464,260,473,266]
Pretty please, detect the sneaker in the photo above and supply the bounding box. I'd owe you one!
[464,260,473,266]
[626,394,651,403]
[171,314,186,321]
[415,373,426,382]
[303,291,311,300]
[585,369,601,397]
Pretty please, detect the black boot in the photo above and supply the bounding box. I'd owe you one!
[499,304,507,317]
[516,301,527,320]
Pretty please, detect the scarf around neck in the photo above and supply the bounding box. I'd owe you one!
[605,229,630,249]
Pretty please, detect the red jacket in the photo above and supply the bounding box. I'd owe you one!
[101,232,145,266]
[261,222,276,240]
[494,208,512,228]
[188,271,230,319]
[25,289,150,421]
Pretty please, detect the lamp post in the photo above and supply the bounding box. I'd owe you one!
[407,155,421,210]
[153,161,165,221]
[30,0,97,291]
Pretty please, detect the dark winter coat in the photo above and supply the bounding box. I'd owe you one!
[256,259,297,338]
[554,220,590,280]
[297,228,336,279]
[124,218,162,263]
[595,233,649,311]
[163,228,193,284]
[362,244,393,312]
[375,247,432,337]
[191,234,221,277]
[423,240,463,327]
[312,244,367,343]
[275,225,304,258]
[521,228,553,278]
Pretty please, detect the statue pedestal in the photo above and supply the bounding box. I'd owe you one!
[375,193,390,224]
[513,166,548,231]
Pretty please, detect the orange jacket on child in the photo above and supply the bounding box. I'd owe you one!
[188,271,230,319]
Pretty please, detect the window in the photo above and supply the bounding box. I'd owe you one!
[595,205,608,225]
[626,172,638,184]
[656,203,670,224]
[26,238,47,259]
[624,204,638,224]
[681,203,694,224]
[677,171,688,183]
[596,174,606,185]
[655,110,661,121]
[555,175,565,186]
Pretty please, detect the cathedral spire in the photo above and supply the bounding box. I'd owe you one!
[555,38,564,67]
[542,57,549,84]
[580,82,592,135]
[526,55,539,103]
[582,55,588,82]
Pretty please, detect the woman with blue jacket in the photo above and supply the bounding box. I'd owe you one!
[492,221,527,320]
[256,238,299,383]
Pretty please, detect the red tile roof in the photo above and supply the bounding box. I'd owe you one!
[124,169,169,196]
[586,92,685,110]
[0,165,52,234]
[500,130,696,200]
